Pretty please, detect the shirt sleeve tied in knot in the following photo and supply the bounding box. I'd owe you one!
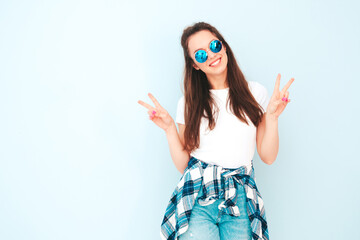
[197,164,249,217]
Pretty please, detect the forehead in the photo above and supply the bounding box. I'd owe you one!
[188,30,218,53]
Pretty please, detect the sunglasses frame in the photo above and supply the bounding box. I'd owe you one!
[194,39,223,64]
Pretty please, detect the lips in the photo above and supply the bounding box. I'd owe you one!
[209,57,221,67]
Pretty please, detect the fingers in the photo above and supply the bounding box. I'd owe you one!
[274,73,281,92]
[148,93,163,109]
[139,100,158,120]
[148,108,166,121]
[138,93,166,121]
[137,93,163,111]
[148,109,158,120]
[274,74,295,97]
[274,98,285,106]
[138,100,154,111]
[273,91,290,106]
[281,78,294,95]
[283,91,289,100]
[281,91,290,104]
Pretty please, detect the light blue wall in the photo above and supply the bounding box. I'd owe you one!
[0,0,359,239]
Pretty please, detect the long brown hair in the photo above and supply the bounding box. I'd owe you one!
[180,22,265,154]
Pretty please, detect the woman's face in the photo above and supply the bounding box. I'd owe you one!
[187,30,228,76]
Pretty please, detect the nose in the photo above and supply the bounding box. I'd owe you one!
[207,50,216,60]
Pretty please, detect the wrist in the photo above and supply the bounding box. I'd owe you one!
[165,121,177,135]
[265,112,278,122]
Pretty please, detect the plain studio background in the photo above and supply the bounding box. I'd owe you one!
[0,0,359,239]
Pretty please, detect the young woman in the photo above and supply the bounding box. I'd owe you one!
[138,22,294,240]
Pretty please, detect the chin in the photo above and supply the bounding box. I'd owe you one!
[210,62,227,74]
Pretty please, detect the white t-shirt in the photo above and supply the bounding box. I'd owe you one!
[175,81,270,169]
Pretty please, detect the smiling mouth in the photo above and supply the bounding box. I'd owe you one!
[209,57,221,67]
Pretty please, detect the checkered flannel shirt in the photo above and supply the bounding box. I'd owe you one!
[160,156,269,240]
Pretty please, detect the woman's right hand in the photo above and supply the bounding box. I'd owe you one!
[138,93,175,132]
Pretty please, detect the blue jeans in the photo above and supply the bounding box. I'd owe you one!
[178,180,252,240]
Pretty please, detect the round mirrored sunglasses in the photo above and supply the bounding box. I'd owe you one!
[194,40,222,63]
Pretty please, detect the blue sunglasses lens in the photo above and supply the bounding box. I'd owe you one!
[194,40,222,63]
[210,40,222,53]
[195,50,207,63]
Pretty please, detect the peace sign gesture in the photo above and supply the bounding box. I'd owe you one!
[266,73,295,119]
[138,93,175,132]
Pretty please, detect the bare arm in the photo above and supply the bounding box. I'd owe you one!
[137,93,190,174]
[165,122,190,174]
[256,74,294,165]
[256,112,279,165]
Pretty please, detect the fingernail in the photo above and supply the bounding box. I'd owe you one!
[282,97,286,101]
[152,110,156,115]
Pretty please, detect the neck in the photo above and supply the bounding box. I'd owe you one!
[206,68,228,90]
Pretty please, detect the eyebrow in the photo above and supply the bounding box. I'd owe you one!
[193,39,217,54]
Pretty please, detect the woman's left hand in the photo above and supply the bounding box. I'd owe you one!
[266,73,294,119]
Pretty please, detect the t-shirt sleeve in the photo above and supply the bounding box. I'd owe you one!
[175,96,185,125]
[250,81,270,113]
[258,82,270,113]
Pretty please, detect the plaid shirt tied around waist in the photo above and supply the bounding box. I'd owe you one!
[160,156,269,240]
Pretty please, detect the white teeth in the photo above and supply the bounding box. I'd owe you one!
[210,58,220,66]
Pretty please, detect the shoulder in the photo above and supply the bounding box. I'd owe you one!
[176,95,185,112]
[177,95,185,106]
[248,80,266,92]
[248,81,268,98]
[178,95,184,102]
